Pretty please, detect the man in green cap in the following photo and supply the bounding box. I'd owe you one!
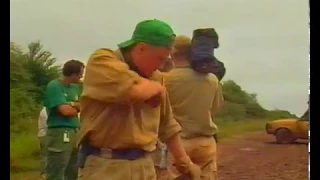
[78,19,201,180]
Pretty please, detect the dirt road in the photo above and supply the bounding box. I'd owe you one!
[217,131,308,180]
[10,131,308,180]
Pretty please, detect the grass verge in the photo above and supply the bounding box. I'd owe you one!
[216,119,268,139]
[10,132,40,172]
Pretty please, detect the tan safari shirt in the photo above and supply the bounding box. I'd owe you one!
[77,48,181,152]
[163,68,224,139]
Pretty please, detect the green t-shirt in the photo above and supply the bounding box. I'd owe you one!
[44,79,80,128]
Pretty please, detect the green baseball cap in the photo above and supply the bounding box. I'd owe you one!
[118,19,176,48]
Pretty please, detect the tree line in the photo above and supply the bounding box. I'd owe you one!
[10,41,296,135]
[10,41,297,171]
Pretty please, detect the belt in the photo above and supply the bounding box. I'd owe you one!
[80,144,147,161]
[48,126,79,132]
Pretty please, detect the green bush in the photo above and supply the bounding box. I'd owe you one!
[10,130,40,172]
[10,89,38,124]
[267,109,297,119]
[216,119,269,139]
[216,101,246,121]
[10,41,59,172]
[218,80,286,120]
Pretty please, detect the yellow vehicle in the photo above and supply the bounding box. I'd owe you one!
[265,109,309,144]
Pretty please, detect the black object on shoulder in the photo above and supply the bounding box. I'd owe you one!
[190,28,225,79]
[212,56,226,81]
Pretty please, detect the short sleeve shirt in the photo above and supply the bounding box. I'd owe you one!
[44,79,80,128]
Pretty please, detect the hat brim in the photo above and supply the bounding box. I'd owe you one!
[118,39,136,49]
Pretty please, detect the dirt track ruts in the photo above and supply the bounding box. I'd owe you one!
[217,131,308,180]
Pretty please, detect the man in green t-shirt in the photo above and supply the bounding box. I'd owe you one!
[44,59,85,180]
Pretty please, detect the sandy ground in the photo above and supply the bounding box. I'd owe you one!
[217,131,308,180]
[10,131,309,180]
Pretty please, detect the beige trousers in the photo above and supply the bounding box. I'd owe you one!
[171,137,217,180]
[80,155,156,180]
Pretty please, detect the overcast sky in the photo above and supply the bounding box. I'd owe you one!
[10,0,309,116]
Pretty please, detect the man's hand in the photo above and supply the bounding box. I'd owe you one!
[187,163,201,180]
[174,156,201,180]
[144,83,166,107]
[145,92,162,107]
[140,78,164,96]
[70,102,81,112]
[165,132,201,179]
[156,140,166,150]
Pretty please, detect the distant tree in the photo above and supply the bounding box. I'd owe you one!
[222,80,261,105]
[10,43,37,126]
[10,41,60,130]
[24,41,61,102]
[267,109,297,119]
[248,93,258,104]
[219,80,269,120]
[10,43,31,89]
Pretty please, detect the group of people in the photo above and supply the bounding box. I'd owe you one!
[39,19,224,180]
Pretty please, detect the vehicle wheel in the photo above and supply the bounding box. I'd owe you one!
[275,128,296,144]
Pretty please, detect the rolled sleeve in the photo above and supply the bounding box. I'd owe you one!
[82,48,141,103]
[158,90,182,143]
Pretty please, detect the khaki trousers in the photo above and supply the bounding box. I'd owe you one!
[81,154,157,180]
[171,137,217,180]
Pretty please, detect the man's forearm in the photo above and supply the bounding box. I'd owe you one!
[128,79,163,103]
[164,133,201,178]
[58,104,79,117]
[165,133,187,160]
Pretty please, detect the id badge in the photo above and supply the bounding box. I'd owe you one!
[63,131,70,143]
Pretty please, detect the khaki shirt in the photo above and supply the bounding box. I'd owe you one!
[77,48,181,152]
[163,68,224,139]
